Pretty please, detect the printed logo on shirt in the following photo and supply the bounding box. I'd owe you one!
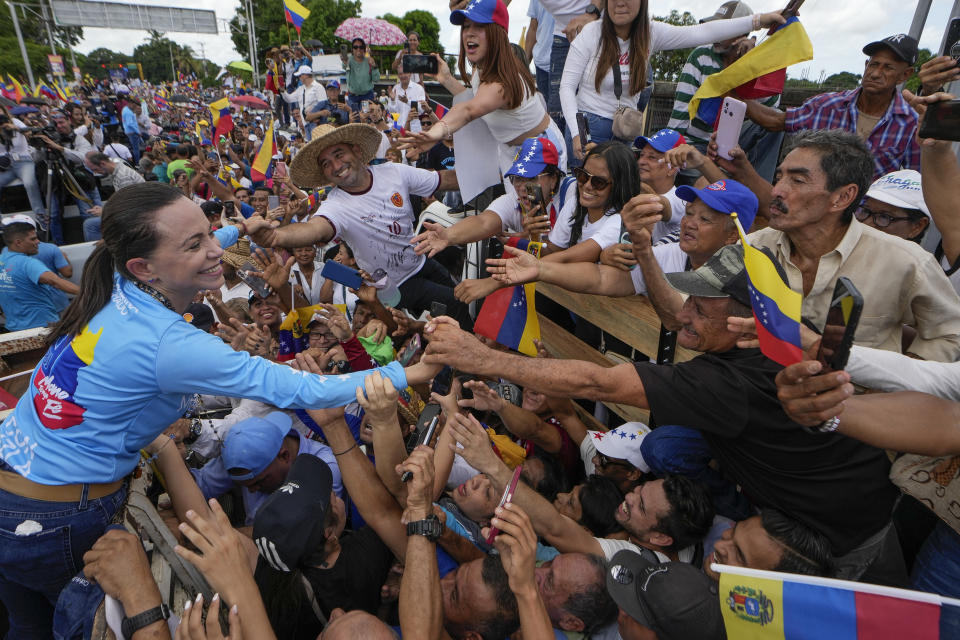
[31,325,102,429]
[390,192,404,208]
[619,52,629,66]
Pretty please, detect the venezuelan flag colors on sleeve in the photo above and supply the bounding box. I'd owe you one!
[689,17,813,127]
[251,119,277,182]
[283,0,311,34]
[717,566,942,639]
[733,215,803,366]
[474,283,540,356]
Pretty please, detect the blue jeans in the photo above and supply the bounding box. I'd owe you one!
[347,90,375,113]
[83,216,101,241]
[535,66,550,99]
[49,186,102,246]
[0,461,127,639]
[562,111,631,169]
[0,159,47,218]
[548,36,570,133]
[126,132,142,165]
[913,521,960,638]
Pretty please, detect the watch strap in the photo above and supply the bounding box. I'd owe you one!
[121,603,170,638]
[406,515,444,540]
[585,4,602,17]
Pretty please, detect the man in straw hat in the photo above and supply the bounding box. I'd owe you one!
[247,123,472,329]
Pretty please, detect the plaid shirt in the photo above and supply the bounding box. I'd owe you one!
[784,88,919,179]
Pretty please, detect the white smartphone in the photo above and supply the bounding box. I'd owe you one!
[409,118,422,134]
[715,97,746,161]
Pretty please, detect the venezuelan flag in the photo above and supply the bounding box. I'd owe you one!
[474,283,540,356]
[209,96,233,141]
[277,304,347,361]
[689,17,813,127]
[306,189,321,212]
[504,236,543,258]
[155,95,170,110]
[733,214,803,366]
[716,564,947,639]
[434,102,449,119]
[7,75,26,103]
[283,0,310,35]
[250,118,277,182]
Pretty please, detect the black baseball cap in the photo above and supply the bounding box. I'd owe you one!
[665,244,751,307]
[606,550,726,640]
[863,34,919,66]
[183,302,214,332]
[253,455,333,572]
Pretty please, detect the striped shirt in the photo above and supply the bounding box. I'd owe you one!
[784,87,919,179]
[667,46,780,148]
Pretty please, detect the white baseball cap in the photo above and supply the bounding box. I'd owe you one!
[2,214,37,229]
[865,170,929,219]
[587,422,652,472]
[295,65,313,76]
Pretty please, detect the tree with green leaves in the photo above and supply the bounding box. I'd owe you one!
[229,0,362,59]
[379,10,444,56]
[0,3,83,79]
[650,10,697,82]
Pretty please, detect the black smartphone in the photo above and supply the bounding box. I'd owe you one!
[815,277,863,373]
[940,17,960,60]
[431,365,454,397]
[403,54,439,75]
[340,43,348,56]
[918,99,960,142]
[223,200,234,219]
[404,403,442,456]
[457,374,478,401]
[320,260,364,289]
[430,301,447,319]
[769,0,804,34]
[404,41,410,52]
[575,112,590,149]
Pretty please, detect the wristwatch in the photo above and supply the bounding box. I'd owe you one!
[406,514,444,541]
[121,603,171,638]
[585,4,602,18]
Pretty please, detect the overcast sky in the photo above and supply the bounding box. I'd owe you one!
[68,0,956,81]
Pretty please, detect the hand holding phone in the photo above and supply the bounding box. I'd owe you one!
[715,97,746,160]
[918,99,960,142]
[815,277,863,373]
[403,54,439,75]
[321,260,365,289]
[576,112,591,151]
[485,465,524,544]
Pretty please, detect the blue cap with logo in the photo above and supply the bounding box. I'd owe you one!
[326,79,340,90]
[222,412,293,481]
[633,128,686,153]
[504,136,560,179]
[676,178,759,233]
[450,0,510,30]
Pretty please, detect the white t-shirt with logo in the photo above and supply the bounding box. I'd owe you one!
[548,204,622,251]
[315,163,439,285]
[486,182,578,234]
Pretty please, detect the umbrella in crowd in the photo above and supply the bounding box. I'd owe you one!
[10,105,38,115]
[169,94,192,105]
[334,17,406,46]
[302,39,324,48]
[230,95,270,110]
[227,60,254,73]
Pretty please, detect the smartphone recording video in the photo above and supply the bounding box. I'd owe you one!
[815,277,863,373]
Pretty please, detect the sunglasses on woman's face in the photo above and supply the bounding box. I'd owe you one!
[353,45,365,50]
[573,166,612,191]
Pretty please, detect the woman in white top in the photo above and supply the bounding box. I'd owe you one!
[399,0,566,176]
[560,0,785,160]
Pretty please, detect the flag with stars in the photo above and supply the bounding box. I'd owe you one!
[733,214,803,366]
[474,283,540,356]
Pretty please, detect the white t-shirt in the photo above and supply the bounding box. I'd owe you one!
[548,205,622,251]
[486,179,578,234]
[560,17,756,137]
[332,282,359,321]
[315,163,439,285]
[539,0,591,35]
[653,187,686,245]
[630,241,689,295]
[596,537,696,564]
[289,262,325,305]
[220,280,252,302]
[388,81,427,127]
[103,142,133,162]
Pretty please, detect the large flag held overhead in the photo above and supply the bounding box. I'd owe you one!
[689,17,813,127]
[209,96,234,141]
[474,283,540,356]
[714,563,956,639]
[732,213,803,366]
[283,0,311,35]
[250,118,277,182]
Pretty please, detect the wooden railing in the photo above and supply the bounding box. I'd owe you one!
[536,282,698,425]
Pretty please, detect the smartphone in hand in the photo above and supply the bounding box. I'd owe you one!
[485,465,524,545]
[576,112,591,150]
[715,97,746,160]
[815,277,863,373]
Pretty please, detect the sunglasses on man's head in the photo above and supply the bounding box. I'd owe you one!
[573,166,611,191]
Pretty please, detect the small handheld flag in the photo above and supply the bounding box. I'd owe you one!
[209,96,234,141]
[474,283,540,356]
[250,118,277,182]
[283,0,311,35]
[732,213,803,366]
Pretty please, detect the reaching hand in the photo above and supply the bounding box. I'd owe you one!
[313,304,353,341]
[484,245,541,285]
[244,216,281,247]
[454,277,501,303]
[252,247,294,293]
[599,244,637,271]
[176,593,243,640]
[663,144,706,171]
[430,377,463,419]
[706,131,757,182]
[397,130,439,153]
[355,371,400,424]
[396,445,436,519]
[520,213,551,240]
[489,503,539,596]
[83,528,161,609]
[410,221,451,257]
[459,380,505,413]
[422,321,488,372]
[358,318,388,343]
[446,412,500,474]
[218,318,252,351]
[390,308,422,337]
[917,56,960,96]
[774,361,853,427]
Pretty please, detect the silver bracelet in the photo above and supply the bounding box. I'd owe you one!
[817,416,841,433]
[752,13,761,30]
[438,120,452,141]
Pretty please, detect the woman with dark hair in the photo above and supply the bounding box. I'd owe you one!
[0,182,437,636]
[559,0,785,161]
[554,474,626,538]
[399,0,566,177]
[341,37,380,112]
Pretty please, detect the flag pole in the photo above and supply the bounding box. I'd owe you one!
[730,212,750,245]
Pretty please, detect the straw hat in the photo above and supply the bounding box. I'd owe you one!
[290,123,383,188]
[221,237,258,270]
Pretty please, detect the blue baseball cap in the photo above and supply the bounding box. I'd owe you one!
[633,128,686,153]
[676,178,758,232]
[326,79,340,90]
[504,137,560,179]
[451,0,510,30]
[222,412,293,481]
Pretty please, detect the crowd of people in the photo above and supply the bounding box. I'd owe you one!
[2,0,960,637]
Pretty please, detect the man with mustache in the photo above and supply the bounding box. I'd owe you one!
[749,129,960,361]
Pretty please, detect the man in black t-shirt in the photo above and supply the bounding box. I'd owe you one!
[425,244,903,585]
